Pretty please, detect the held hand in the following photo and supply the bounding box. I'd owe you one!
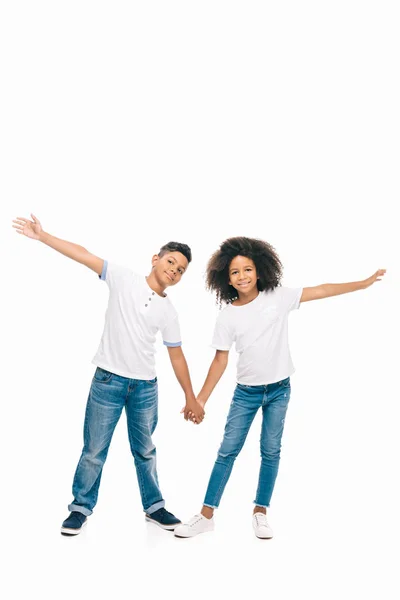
[184,396,206,425]
[363,269,386,289]
[12,214,43,240]
[180,398,205,424]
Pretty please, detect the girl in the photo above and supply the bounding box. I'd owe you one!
[175,236,385,539]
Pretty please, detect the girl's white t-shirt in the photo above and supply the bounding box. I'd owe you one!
[92,261,181,380]
[211,287,303,385]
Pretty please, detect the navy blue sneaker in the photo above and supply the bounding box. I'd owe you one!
[145,508,181,530]
[60,511,87,536]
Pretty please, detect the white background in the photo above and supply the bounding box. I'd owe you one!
[1,1,399,599]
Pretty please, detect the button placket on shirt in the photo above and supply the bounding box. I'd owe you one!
[145,291,155,308]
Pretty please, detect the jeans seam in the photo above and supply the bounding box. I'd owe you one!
[212,457,235,505]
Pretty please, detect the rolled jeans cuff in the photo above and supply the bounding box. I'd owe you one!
[68,503,93,517]
[145,499,165,515]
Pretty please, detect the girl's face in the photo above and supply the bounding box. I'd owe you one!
[228,255,258,297]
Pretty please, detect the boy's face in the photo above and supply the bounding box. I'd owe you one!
[228,255,258,294]
[151,251,189,287]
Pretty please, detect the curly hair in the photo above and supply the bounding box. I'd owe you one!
[206,236,283,304]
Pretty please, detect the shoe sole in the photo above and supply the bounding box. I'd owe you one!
[254,531,273,539]
[60,521,87,536]
[174,527,214,538]
[145,516,181,530]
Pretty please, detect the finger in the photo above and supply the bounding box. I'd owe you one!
[16,230,23,235]
[16,217,29,223]
[31,213,39,223]
[12,224,23,230]
[13,220,27,226]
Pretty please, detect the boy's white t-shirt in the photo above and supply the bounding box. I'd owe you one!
[92,261,181,380]
[211,287,303,385]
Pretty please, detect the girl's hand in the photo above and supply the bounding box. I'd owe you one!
[181,398,205,424]
[12,214,43,240]
[363,269,386,289]
[185,396,206,424]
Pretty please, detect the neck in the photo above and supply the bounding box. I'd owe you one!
[146,272,166,297]
[234,288,259,306]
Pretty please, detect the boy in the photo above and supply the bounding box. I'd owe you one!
[13,213,204,535]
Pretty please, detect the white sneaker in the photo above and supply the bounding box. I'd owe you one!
[253,512,274,539]
[174,514,215,538]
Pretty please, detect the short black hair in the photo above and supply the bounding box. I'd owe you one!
[159,241,192,264]
[206,236,283,304]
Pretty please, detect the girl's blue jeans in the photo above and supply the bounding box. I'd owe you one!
[68,367,165,517]
[204,378,291,509]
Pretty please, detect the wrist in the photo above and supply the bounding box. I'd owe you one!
[197,394,208,407]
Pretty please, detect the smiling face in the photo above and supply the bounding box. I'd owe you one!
[228,255,259,300]
[151,251,189,289]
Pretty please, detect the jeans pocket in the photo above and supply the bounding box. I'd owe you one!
[281,377,291,388]
[144,377,158,385]
[94,367,113,383]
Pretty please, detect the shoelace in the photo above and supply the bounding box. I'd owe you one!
[254,514,269,528]
[187,514,204,528]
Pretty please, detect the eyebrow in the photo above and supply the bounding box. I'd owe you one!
[230,264,253,272]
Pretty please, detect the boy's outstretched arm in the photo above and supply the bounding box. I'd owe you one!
[12,214,104,275]
[196,350,229,408]
[167,346,205,424]
[300,269,386,303]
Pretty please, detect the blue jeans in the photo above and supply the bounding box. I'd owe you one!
[68,368,164,517]
[203,378,291,509]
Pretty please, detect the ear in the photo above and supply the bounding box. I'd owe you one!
[151,254,159,268]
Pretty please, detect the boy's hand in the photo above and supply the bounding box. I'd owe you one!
[363,269,386,289]
[181,396,205,424]
[12,214,43,240]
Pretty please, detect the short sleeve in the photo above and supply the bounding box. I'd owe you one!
[162,316,182,347]
[99,261,133,289]
[211,312,234,351]
[276,287,303,314]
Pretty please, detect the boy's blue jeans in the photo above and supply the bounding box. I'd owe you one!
[204,378,291,509]
[68,368,165,517]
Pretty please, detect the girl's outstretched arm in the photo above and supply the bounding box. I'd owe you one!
[12,214,104,276]
[197,350,229,407]
[300,269,386,303]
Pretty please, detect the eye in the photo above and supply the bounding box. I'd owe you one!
[178,269,183,274]
[168,259,173,264]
